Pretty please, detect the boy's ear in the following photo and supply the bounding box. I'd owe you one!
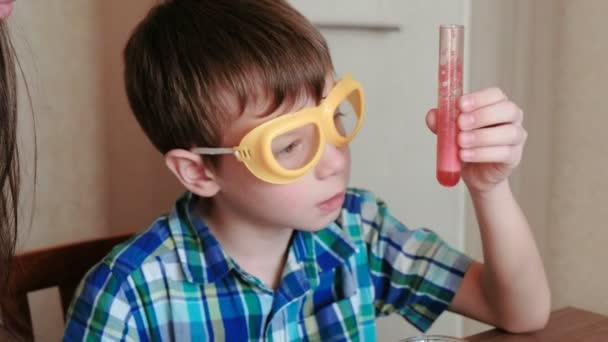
[165,149,220,197]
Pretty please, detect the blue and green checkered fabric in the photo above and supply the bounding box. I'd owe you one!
[64,188,471,341]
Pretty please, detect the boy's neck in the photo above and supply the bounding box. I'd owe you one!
[198,200,293,290]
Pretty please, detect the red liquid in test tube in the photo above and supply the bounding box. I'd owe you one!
[436,25,464,187]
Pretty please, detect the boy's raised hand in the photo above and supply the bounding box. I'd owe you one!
[426,87,527,193]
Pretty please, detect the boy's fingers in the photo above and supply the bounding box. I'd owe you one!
[426,109,437,134]
[458,101,524,131]
[458,124,527,149]
[460,145,523,166]
[459,87,508,112]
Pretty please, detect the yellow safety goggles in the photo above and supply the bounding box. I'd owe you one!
[191,75,365,184]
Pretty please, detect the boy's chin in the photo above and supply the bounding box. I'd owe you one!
[298,211,341,232]
[298,225,329,233]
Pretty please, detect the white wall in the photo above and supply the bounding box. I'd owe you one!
[291,0,470,339]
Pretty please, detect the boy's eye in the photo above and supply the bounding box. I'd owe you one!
[277,140,302,157]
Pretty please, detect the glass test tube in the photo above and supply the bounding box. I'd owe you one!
[436,25,464,187]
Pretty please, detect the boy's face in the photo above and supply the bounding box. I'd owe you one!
[211,76,350,231]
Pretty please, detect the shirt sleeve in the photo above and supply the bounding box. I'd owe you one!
[356,189,473,332]
[63,262,140,341]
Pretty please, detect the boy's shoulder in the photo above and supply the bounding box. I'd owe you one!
[93,216,178,282]
[340,187,407,243]
[344,187,374,207]
[343,187,388,217]
[337,187,392,239]
[87,189,390,285]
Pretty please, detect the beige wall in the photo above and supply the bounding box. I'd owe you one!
[12,2,179,340]
[498,0,608,318]
[12,0,180,252]
[465,0,608,334]
[548,0,608,314]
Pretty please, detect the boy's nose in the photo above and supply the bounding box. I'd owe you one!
[314,143,349,180]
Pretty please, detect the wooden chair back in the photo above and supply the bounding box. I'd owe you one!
[0,233,132,340]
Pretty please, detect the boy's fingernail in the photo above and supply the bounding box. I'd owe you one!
[460,96,471,109]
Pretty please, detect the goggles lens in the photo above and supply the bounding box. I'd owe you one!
[271,123,321,170]
[269,89,362,171]
[335,91,361,139]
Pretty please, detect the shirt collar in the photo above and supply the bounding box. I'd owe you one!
[168,192,357,285]
[167,192,233,283]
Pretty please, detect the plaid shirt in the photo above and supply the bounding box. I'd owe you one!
[64,188,471,341]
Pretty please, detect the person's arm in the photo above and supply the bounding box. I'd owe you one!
[64,263,141,341]
[353,188,473,332]
[427,87,550,332]
[450,181,550,332]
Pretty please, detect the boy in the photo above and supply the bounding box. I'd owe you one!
[64,0,550,340]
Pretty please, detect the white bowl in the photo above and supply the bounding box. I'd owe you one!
[400,335,467,342]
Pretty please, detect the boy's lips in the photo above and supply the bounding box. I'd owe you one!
[317,192,345,212]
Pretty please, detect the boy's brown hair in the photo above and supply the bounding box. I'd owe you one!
[124,0,334,158]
